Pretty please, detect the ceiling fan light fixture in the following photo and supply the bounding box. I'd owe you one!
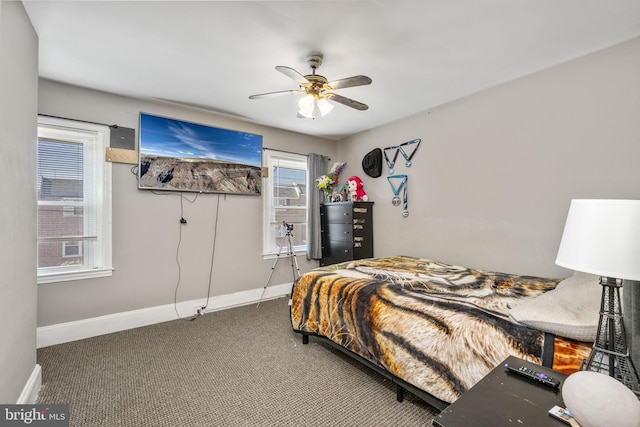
[317,97,334,116]
[298,94,315,118]
[298,93,314,109]
[298,107,314,119]
[250,52,371,118]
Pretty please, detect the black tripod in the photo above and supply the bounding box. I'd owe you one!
[257,222,301,307]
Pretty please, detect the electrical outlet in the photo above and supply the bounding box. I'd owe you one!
[194,305,206,316]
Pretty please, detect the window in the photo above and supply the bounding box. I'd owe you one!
[63,241,82,258]
[263,151,308,256]
[37,116,112,283]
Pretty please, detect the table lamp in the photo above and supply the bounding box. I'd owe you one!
[555,199,640,396]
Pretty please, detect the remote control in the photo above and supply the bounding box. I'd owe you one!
[548,405,577,425]
[504,363,560,388]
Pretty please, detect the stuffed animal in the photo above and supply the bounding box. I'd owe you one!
[347,176,368,201]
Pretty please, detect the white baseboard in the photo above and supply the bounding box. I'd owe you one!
[37,282,292,348]
[17,364,41,404]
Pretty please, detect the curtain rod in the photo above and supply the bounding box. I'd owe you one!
[38,113,120,129]
[263,147,330,161]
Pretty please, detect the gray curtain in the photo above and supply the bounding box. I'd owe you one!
[306,153,329,260]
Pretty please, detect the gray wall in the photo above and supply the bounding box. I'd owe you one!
[37,80,336,326]
[338,37,640,278]
[27,21,640,351]
[0,1,38,403]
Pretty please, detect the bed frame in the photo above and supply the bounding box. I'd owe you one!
[297,330,450,410]
[296,330,557,411]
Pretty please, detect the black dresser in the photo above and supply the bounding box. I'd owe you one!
[320,201,373,266]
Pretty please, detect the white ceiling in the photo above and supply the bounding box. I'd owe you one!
[22,0,640,140]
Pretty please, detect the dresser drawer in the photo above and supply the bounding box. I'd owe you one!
[324,223,352,240]
[321,240,353,265]
[322,204,353,223]
[352,204,372,219]
[353,238,373,259]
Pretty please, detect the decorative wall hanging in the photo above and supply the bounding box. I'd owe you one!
[399,138,421,167]
[387,174,409,217]
[383,145,400,174]
[383,138,421,174]
[361,148,382,178]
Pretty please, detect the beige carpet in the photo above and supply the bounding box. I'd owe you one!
[37,297,438,426]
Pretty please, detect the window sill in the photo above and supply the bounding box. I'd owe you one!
[37,267,114,285]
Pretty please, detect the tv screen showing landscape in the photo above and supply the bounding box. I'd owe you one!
[138,113,263,195]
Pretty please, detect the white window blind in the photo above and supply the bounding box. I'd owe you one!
[37,116,112,283]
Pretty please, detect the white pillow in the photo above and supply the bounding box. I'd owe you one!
[508,271,602,341]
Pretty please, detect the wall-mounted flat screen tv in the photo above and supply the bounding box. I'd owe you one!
[138,112,263,195]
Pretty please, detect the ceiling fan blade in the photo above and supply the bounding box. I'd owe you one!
[327,75,372,90]
[276,66,309,85]
[325,93,369,111]
[249,89,302,99]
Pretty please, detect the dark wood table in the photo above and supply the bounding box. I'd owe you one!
[433,356,570,427]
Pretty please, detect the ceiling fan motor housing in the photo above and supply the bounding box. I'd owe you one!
[306,53,323,70]
[302,74,329,97]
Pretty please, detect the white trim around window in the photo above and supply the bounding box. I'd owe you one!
[262,150,308,257]
[37,116,113,284]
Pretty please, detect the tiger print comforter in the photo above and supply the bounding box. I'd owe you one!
[290,256,591,404]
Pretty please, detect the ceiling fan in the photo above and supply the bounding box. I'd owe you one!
[249,52,372,119]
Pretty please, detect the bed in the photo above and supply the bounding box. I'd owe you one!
[289,256,594,410]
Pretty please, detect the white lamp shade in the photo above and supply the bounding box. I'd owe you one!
[298,94,315,118]
[317,97,334,116]
[556,199,640,281]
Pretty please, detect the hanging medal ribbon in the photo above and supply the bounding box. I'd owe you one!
[387,174,409,217]
[387,174,405,206]
[383,145,401,174]
[399,138,421,167]
[401,176,409,217]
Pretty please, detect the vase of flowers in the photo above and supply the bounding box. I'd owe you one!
[316,175,335,201]
[316,162,346,202]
